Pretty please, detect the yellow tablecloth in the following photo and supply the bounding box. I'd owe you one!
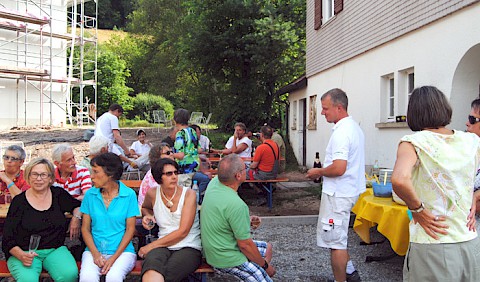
[352,189,410,256]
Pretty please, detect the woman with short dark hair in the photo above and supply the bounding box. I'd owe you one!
[392,86,480,281]
[139,158,202,281]
[79,153,139,282]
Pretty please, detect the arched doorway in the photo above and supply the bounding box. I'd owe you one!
[450,43,480,130]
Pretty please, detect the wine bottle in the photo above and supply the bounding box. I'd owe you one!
[313,152,323,183]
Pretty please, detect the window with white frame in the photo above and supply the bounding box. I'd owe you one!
[407,72,414,100]
[323,0,334,22]
[388,76,395,118]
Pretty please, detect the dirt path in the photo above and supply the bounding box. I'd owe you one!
[0,127,319,216]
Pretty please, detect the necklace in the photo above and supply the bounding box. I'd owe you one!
[102,190,118,204]
[161,186,177,208]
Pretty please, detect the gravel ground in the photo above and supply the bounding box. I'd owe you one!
[206,216,404,282]
[0,216,405,282]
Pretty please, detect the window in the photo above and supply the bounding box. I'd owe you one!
[292,100,297,130]
[389,77,395,118]
[407,72,414,100]
[314,0,344,30]
[323,0,334,22]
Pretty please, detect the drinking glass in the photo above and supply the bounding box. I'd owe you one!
[29,234,41,254]
[99,240,108,259]
[5,193,11,204]
[145,220,155,244]
[250,217,261,239]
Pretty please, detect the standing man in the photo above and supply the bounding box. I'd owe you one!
[306,88,365,282]
[52,143,92,200]
[247,125,279,180]
[201,154,276,281]
[94,103,130,156]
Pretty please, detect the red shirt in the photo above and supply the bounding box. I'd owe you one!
[253,139,279,172]
[0,170,30,193]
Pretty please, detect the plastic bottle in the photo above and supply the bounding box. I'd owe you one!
[192,180,199,204]
[313,152,323,184]
[373,160,379,177]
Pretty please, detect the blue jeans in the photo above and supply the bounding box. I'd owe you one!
[193,172,210,204]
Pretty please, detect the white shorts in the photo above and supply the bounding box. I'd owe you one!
[316,193,358,250]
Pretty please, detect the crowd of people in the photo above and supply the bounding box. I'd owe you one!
[3,84,478,282]
[0,106,283,282]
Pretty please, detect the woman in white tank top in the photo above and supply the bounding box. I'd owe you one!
[138,158,202,281]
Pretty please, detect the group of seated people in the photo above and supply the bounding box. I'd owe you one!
[0,108,283,282]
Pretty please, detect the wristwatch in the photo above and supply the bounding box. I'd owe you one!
[262,260,269,270]
[73,213,82,220]
[409,202,425,213]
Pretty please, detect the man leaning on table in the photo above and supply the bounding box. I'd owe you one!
[306,88,365,282]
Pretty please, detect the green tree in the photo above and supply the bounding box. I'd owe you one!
[183,0,305,129]
[96,45,134,114]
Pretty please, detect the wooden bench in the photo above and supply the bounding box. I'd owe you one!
[244,178,289,210]
[0,260,214,281]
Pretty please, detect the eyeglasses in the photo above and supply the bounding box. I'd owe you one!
[237,164,247,174]
[162,170,179,176]
[468,115,480,125]
[2,155,22,162]
[30,172,50,179]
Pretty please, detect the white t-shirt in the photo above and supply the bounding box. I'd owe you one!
[199,135,210,152]
[225,136,252,159]
[130,141,151,156]
[322,116,366,197]
[94,112,119,143]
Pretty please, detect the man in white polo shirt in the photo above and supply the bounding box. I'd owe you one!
[94,103,131,157]
[307,88,365,282]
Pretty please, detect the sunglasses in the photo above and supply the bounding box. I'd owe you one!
[2,155,22,162]
[162,170,179,176]
[469,115,480,125]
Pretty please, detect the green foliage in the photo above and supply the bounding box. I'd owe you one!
[207,131,231,150]
[119,119,151,128]
[130,93,174,122]
[117,0,306,131]
[96,45,134,115]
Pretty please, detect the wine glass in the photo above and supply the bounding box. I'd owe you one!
[250,216,261,239]
[29,234,41,254]
[99,240,108,259]
[145,219,155,244]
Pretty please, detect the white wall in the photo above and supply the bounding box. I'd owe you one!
[0,0,67,129]
[291,4,480,169]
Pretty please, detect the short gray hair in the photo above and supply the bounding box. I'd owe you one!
[6,145,26,160]
[88,135,110,155]
[218,154,244,184]
[321,88,348,110]
[52,143,73,162]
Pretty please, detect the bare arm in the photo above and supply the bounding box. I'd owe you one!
[0,172,22,197]
[81,214,104,268]
[138,189,198,257]
[237,238,276,277]
[112,129,130,156]
[250,161,259,169]
[306,159,347,179]
[391,141,448,239]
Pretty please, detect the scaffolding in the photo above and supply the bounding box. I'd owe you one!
[0,0,97,128]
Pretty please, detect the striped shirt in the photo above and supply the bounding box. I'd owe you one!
[53,165,92,199]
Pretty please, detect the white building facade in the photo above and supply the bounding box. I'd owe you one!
[289,0,480,169]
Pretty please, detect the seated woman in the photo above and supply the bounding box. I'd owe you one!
[79,135,110,174]
[129,129,153,158]
[139,158,202,282]
[2,158,82,282]
[0,145,30,198]
[79,153,139,282]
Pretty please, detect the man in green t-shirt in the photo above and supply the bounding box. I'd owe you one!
[200,154,276,281]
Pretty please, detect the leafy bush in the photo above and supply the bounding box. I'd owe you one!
[128,93,174,122]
